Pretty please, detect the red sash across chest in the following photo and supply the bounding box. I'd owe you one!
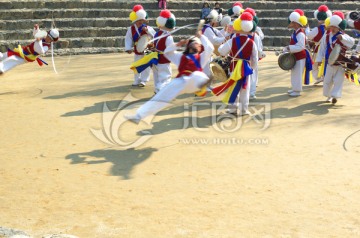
[290,29,306,60]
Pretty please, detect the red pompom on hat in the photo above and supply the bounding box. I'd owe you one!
[160,9,171,18]
[294,9,304,16]
[233,1,243,8]
[333,11,344,20]
[133,5,143,12]
[241,12,253,21]
[244,8,256,17]
[318,5,328,12]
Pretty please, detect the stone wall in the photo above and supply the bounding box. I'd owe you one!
[0,0,358,55]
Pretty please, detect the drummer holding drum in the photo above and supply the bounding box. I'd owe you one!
[211,13,258,116]
[283,9,312,97]
[316,13,355,104]
[125,5,155,87]
[202,9,227,79]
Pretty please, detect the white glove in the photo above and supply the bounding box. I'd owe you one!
[282,46,290,53]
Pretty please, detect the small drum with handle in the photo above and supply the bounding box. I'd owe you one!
[136,34,151,53]
[210,56,231,82]
[278,52,296,71]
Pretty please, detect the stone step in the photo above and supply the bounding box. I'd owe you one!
[0,15,339,36]
[0,9,205,20]
[0,7,356,21]
[0,1,356,11]
[0,17,201,30]
[0,1,232,11]
[0,0,358,54]
[0,35,195,53]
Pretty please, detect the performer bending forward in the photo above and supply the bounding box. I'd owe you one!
[125,31,214,123]
[0,24,59,74]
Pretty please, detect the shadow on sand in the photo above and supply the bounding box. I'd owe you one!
[44,85,132,100]
[65,147,157,179]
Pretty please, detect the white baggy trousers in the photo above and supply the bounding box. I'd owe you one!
[136,71,209,119]
[323,64,345,99]
[0,52,26,73]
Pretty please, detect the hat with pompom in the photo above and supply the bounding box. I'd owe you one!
[129,5,147,24]
[346,12,360,31]
[233,12,254,33]
[325,13,347,31]
[228,2,243,17]
[288,9,308,27]
[314,5,332,21]
[156,10,176,29]
[243,8,259,25]
[206,9,222,23]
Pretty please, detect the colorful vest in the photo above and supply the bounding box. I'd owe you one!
[325,31,345,66]
[290,28,306,60]
[131,24,148,55]
[154,30,170,64]
[229,35,254,71]
[176,54,202,78]
[312,25,327,53]
[7,40,50,66]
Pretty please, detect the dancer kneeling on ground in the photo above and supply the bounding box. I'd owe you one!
[0,24,59,74]
[125,31,214,124]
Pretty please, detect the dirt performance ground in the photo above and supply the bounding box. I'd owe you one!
[1,53,360,237]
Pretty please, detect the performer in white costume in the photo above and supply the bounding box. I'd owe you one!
[125,5,155,87]
[243,8,265,100]
[305,5,332,84]
[202,9,225,78]
[0,24,59,74]
[152,10,176,93]
[211,13,258,116]
[283,9,312,97]
[125,32,214,123]
[316,13,355,104]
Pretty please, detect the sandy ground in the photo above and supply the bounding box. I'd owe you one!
[1,53,360,238]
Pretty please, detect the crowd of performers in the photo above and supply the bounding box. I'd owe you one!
[1,2,359,124]
[124,2,360,123]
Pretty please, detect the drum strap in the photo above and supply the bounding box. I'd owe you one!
[132,24,145,43]
[325,32,343,74]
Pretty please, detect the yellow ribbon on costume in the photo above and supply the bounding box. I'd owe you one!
[302,66,313,84]
[346,72,359,86]
[318,58,325,78]
[130,52,159,74]
[221,60,245,104]
[195,86,207,97]
[13,45,38,62]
